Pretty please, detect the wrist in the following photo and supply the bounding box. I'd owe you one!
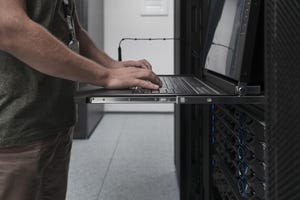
[93,66,110,87]
[101,68,112,88]
[108,60,118,68]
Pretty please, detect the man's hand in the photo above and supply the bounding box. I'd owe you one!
[105,67,162,90]
[110,59,153,70]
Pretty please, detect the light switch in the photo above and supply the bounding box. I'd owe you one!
[141,0,169,16]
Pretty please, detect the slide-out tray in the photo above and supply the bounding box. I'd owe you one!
[75,86,265,105]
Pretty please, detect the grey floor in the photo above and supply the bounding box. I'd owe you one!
[66,113,180,200]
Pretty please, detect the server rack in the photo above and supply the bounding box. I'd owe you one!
[208,1,266,199]
[210,104,266,200]
[174,0,267,200]
[265,1,300,199]
[174,0,210,199]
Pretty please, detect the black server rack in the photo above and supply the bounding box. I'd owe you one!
[265,0,300,200]
[174,0,210,199]
[207,1,266,199]
[174,0,267,200]
[209,104,266,200]
[175,0,300,199]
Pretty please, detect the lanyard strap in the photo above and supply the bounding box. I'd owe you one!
[62,0,76,42]
[62,0,79,53]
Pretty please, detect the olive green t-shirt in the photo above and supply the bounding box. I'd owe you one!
[0,0,77,147]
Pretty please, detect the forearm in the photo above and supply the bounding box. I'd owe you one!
[2,18,109,86]
[77,28,116,68]
[0,0,161,90]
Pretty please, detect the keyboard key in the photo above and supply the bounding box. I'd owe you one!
[133,89,143,94]
[143,89,151,94]
[161,78,168,88]
[159,88,168,93]
[166,89,175,93]
[164,77,171,89]
[174,89,183,93]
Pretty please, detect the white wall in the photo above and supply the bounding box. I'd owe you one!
[104,0,174,112]
[88,0,104,49]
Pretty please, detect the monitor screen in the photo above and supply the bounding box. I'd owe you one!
[204,0,248,81]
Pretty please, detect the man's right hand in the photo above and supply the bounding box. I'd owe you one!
[105,67,163,90]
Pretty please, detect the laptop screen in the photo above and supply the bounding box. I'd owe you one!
[204,0,249,81]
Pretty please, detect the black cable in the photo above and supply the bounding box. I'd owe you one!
[118,37,181,61]
[212,42,234,51]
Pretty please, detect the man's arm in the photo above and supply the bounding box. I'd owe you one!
[74,12,153,70]
[0,0,161,89]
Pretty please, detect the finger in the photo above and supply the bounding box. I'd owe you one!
[138,61,149,69]
[128,67,161,86]
[133,79,160,90]
[136,60,151,70]
[130,60,152,70]
[151,72,162,87]
[126,61,148,69]
[148,70,162,86]
[140,59,152,70]
[137,70,162,87]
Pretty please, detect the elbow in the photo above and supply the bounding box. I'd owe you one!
[0,16,30,52]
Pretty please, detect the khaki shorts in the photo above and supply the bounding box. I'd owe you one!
[0,128,73,200]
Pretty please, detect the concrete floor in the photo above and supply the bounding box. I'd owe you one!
[66,113,179,200]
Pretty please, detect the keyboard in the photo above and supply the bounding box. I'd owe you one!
[132,76,197,94]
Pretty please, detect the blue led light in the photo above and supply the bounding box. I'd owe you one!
[238,146,245,160]
[211,136,215,144]
[238,178,249,197]
[211,104,215,110]
[211,160,216,166]
[212,126,215,133]
[238,162,249,177]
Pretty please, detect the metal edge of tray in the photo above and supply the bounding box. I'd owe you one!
[178,95,265,105]
[87,95,265,105]
[88,96,178,104]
